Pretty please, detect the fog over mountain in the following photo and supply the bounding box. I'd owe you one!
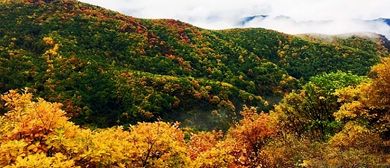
[79,0,390,38]
[239,16,390,38]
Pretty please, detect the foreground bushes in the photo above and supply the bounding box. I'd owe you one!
[0,90,277,167]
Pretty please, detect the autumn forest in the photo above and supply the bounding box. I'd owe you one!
[1,0,390,167]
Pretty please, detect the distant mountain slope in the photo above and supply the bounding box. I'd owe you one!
[239,15,390,27]
[238,15,390,39]
[375,18,390,26]
[297,33,390,52]
[0,0,388,128]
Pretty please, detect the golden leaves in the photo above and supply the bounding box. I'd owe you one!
[0,90,192,167]
[187,131,222,160]
[226,106,277,167]
[43,37,54,46]
[8,152,76,168]
[334,57,390,127]
[0,90,285,167]
[126,122,189,167]
[0,140,28,166]
[6,83,389,167]
[189,139,235,168]
[0,90,80,167]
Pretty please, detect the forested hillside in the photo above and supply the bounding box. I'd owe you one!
[1,0,387,129]
[1,0,390,167]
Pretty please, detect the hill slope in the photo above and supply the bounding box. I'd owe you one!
[0,0,388,128]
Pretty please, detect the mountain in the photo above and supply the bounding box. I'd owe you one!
[0,0,388,129]
[239,15,390,27]
[237,15,268,26]
[297,32,390,52]
[375,18,390,25]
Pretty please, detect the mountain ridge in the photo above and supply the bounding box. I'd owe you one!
[238,15,390,39]
[239,15,390,27]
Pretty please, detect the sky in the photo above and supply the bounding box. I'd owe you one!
[79,0,390,38]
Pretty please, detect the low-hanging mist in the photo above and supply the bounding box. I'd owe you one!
[79,0,390,38]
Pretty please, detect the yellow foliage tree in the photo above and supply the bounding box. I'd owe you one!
[0,90,190,167]
[334,57,390,131]
[303,57,390,167]
[189,139,235,168]
[187,131,223,160]
[0,89,78,167]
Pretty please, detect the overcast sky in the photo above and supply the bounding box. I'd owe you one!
[79,0,390,37]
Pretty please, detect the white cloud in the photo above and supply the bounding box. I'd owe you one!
[79,0,390,38]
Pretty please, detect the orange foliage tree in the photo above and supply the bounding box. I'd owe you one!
[227,106,277,167]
